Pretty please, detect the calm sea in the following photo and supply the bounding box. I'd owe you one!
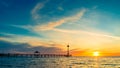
[0,56,120,68]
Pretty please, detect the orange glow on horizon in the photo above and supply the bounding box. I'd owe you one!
[70,51,120,56]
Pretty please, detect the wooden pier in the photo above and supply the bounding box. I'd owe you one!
[0,45,72,58]
[0,53,72,58]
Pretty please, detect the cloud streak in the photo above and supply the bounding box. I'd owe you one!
[13,8,87,32]
[53,28,120,40]
[33,8,87,31]
[31,0,48,21]
[0,33,65,50]
[0,40,64,54]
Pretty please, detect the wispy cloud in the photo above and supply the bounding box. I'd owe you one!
[31,0,48,21]
[58,6,64,11]
[34,19,65,31]
[13,8,86,32]
[33,8,87,31]
[0,40,64,54]
[0,33,65,49]
[53,28,120,40]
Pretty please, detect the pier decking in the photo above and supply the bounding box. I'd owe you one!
[0,53,72,58]
[0,45,72,58]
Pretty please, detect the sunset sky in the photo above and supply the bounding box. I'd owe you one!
[0,0,120,56]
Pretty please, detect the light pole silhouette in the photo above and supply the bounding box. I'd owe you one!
[67,44,70,57]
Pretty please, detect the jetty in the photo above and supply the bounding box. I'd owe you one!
[0,53,72,58]
[0,45,72,58]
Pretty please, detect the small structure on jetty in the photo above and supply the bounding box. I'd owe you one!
[0,45,72,58]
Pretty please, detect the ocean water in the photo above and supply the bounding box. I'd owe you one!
[0,56,120,68]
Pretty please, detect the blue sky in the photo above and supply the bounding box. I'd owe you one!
[0,0,120,56]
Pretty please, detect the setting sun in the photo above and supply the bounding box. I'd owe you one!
[93,51,100,56]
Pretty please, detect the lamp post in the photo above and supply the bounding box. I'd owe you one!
[67,44,69,57]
